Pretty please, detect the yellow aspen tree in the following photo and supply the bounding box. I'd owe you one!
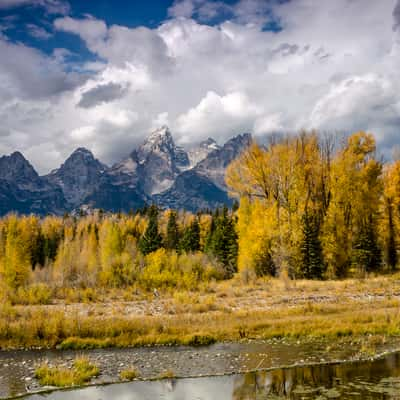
[0,215,31,289]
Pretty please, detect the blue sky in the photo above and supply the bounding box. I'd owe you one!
[0,0,399,173]
[0,1,177,61]
[0,0,256,59]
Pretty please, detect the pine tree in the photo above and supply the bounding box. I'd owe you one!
[386,202,397,271]
[204,215,216,253]
[179,218,200,253]
[300,212,325,279]
[352,218,382,274]
[138,206,162,255]
[206,207,238,276]
[166,211,179,250]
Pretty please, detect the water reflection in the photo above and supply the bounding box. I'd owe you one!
[233,352,400,399]
[23,352,400,400]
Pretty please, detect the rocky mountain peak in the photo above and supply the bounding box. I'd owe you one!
[194,132,252,190]
[68,147,96,160]
[0,129,253,215]
[134,126,190,195]
[188,137,221,167]
[137,126,175,164]
[0,151,39,185]
[200,137,220,150]
[46,148,107,207]
[224,132,252,148]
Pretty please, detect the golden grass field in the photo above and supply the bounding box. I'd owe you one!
[1,275,400,350]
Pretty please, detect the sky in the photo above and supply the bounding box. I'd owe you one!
[0,0,399,173]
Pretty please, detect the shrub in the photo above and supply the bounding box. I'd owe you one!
[119,367,139,380]
[35,357,99,387]
[16,283,52,305]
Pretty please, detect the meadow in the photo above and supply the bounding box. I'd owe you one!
[1,275,399,350]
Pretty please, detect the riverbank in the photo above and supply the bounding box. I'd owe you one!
[2,275,400,398]
[3,337,400,399]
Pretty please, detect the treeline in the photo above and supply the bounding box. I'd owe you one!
[2,131,399,303]
[227,131,400,279]
[0,206,237,301]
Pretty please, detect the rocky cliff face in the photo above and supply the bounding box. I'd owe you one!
[154,133,252,211]
[135,126,190,195]
[194,133,252,190]
[0,152,66,215]
[45,147,107,208]
[0,128,252,215]
[153,170,232,212]
[188,138,220,167]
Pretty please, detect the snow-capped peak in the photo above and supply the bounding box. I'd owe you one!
[188,137,221,167]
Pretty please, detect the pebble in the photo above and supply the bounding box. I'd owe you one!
[1,338,399,399]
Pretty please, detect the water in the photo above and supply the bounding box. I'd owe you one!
[22,352,400,399]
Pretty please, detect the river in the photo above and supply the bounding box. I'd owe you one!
[3,339,400,399]
[22,352,400,399]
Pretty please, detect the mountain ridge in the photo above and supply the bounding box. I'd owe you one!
[0,128,252,215]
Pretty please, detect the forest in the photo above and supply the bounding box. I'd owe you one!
[0,204,238,303]
[1,131,400,304]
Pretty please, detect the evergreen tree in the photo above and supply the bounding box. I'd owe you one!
[138,206,162,255]
[386,200,397,271]
[300,212,325,279]
[206,207,238,276]
[352,218,382,274]
[179,218,200,252]
[166,211,179,250]
[204,215,216,252]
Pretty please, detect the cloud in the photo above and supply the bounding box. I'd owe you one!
[1,0,400,174]
[55,16,173,74]
[26,23,52,39]
[78,82,128,108]
[54,16,107,46]
[175,91,262,143]
[168,0,195,18]
[253,113,284,136]
[0,0,70,14]
[168,0,231,22]
[394,0,400,31]
[309,74,400,142]
[0,38,84,99]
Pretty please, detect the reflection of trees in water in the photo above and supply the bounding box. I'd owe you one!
[232,353,400,399]
[162,379,177,392]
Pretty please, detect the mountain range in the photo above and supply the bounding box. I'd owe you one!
[0,126,251,215]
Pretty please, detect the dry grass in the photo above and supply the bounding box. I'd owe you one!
[157,370,175,379]
[35,356,99,387]
[1,275,400,350]
[119,367,139,381]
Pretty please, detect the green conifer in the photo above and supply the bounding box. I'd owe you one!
[179,218,200,252]
[138,206,162,255]
[166,211,179,250]
[300,212,325,279]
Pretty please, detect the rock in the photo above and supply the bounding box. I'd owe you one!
[0,152,66,216]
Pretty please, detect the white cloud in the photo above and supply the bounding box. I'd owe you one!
[0,39,84,99]
[168,0,195,18]
[70,125,96,141]
[253,113,284,136]
[309,74,400,142]
[0,0,70,14]
[175,91,262,143]
[26,23,52,39]
[54,16,107,46]
[1,0,400,173]
[151,112,170,130]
